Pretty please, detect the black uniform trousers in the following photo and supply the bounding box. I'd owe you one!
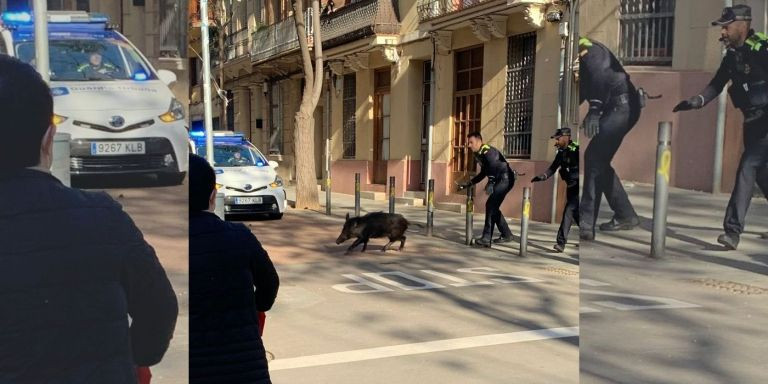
[482,174,514,240]
[557,184,580,246]
[724,116,768,235]
[580,93,641,235]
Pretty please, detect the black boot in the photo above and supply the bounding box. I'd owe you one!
[717,233,740,250]
[580,231,595,241]
[599,216,640,231]
[475,237,492,247]
[553,243,565,253]
[493,234,516,244]
[761,232,768,239]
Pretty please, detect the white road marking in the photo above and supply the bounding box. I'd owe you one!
[580,306,602,313]
[420,269,494,287]
[582,289,702,311]
[269,327,579,371]
[362,271,446,291]
[580,279,611,287]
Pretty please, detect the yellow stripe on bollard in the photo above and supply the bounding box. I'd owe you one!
[523,200,531,218]
[658,149,671,183]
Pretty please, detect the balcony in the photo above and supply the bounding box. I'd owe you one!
[417,0,492,21]
[320,0,400,50]
[225,27,250,61]
[251,8,315,64]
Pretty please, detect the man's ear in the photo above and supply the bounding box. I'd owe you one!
[42,124,56,152]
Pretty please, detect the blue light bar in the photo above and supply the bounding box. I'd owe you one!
[190,131,205,137]
[2,12,33,24]
[133,71,148,81]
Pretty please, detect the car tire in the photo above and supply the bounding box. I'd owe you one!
[268,213,283,220]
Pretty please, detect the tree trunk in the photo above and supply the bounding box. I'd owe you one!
[292,0,323,210]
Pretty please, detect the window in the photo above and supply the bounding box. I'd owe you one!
[342,74,356,159]
[504,32,536,159]
[159,0,185,58]
[269,82,283,155]
[619,0,675,66]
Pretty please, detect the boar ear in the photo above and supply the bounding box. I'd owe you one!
[345,212,350,221]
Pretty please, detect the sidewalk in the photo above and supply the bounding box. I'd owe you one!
[587,182,768,282]
[283,186,580,260]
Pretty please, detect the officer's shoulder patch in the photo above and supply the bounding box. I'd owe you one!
[579,37,593,48]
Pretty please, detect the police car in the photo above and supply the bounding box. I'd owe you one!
[0,11,188,184]
[191,130,286,220]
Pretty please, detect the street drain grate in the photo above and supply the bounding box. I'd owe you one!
[543,266,579,276]
[688,278,768,295]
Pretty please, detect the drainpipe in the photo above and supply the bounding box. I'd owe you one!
[713,0,732,194]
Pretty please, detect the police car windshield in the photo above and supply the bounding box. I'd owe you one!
[197,144,269,168]
[15,38,155,81]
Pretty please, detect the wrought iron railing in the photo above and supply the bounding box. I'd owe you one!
[159,0,186,58]
[504,32,536,159]
[251,8,314,64]
[618,0,675,66]
[225,27,250,61]
[320,0,400,49]
[416,0,494,22]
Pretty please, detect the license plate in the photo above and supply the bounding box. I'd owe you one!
[90,142,146,155]
[234,197,262,205]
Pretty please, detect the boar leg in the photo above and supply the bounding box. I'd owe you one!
[361,239,369,252]
[398,236,407,251]
[346,238,363,253]
[382,240,394,252]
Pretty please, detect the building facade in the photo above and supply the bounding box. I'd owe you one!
[191,0,577,222]
[580,0,768,194]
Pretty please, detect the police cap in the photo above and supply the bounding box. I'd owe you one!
[712,5,752,26]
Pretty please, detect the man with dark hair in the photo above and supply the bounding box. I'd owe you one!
[578,36,642,241]
[532,128,580,253]
[674,4,768,250]
[189,154,279,383]
[0,55,178,382]
[458,132,516,247]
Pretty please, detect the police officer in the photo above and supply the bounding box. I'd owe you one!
[227,151,251,166]
[532,128,579,253]
[77,52,116,79]
[578,36,642,241]
[458,132,515,247]
[674,4,768,250]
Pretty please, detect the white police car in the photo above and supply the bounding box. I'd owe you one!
[0,11,188,184]
[191,131,286,220]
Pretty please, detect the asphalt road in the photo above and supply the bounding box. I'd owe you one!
[244,209,580,384]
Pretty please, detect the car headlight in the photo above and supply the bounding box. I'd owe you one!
[159,98,185,122]
[270,175,283,188]
[215,183,224,190]
[52,114,68,125]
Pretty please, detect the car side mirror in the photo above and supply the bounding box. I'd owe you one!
[269,160,278,169]
[157,69,177,85]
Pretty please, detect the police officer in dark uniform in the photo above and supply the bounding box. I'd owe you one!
[578,37,642,241]
[674,4,768,250]
[532,128,580,253]
[458,132,516,247]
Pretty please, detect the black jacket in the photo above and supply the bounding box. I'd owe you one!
[470,144,513,185]
[190,211,279,384]
[700,30,768,112]
[541,141,580,187]
[0,169,178,383]
[579,39,635,112]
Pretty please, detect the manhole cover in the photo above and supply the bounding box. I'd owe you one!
[266,351,275,361]
[543,266,579,276]
[688,278,768,295]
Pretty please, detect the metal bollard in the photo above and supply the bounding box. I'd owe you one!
[51,132,71,187]
[426,179,435,237]
[354,173,361,217]
[651,121,672,258]
[520,187,531,257]
[389,176,396,214]
[325,176,331,216]
[214,192,226,220]
[465,185,475,246]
